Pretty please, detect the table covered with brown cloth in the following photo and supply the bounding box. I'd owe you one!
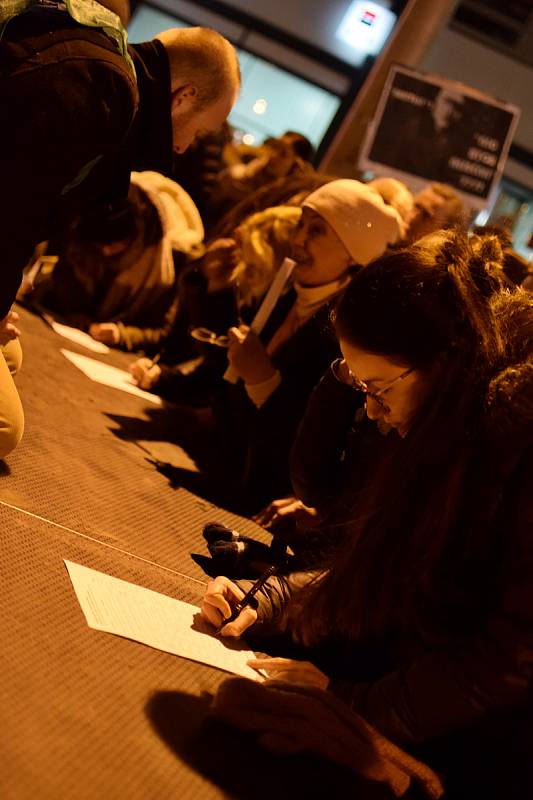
[1,306,388,799]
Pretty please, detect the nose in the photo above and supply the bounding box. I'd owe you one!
[292,223,307,249]
[365,395,386,421]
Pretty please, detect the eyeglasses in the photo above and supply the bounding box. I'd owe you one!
[189,327,230,348]
[331,357,413,411]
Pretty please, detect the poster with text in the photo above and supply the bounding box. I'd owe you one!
[359,65,520,208]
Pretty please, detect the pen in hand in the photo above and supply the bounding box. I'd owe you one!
[215,564,278,636]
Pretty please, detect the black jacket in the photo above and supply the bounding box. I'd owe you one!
[0,7,172,315]
[213,297,341,511]
[240,303,533,793]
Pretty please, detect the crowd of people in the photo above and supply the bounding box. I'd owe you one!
[1,3,531,798]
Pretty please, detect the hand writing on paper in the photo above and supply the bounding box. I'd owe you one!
[89,322,120,345]
[227,325,276,385]
[247,657,329,690]
[201,576,258,638]
[0,309,21,345]
[128,357,162,390]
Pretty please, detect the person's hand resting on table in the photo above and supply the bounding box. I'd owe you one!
[128,357,162,390]
[227,324,276,385]
[254,496,320,532]
[211,679,444,798]
[89,322,120,345]
[248,657,329,689]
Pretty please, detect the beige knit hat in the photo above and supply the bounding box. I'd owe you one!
[303,179,402,265]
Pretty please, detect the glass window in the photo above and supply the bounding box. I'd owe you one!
[128,4,341,149]
[482,179,533,262]
[128,6,188,40]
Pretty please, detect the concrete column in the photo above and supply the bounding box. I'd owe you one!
[319,0,460,176]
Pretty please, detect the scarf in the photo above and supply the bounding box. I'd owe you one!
[267,274,351,357]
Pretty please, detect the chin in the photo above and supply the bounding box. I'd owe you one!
[384,419,406,437]
[292,266,307,282]
[395,422,410,438]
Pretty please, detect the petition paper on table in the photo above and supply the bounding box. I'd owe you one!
[60,349,162,405]
[50,321,111,354]
[64,561,261,681]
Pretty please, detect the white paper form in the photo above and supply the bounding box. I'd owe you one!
[50,321,111,354]
[60,349,162,405]
[64,561,261,681]
[249,257,296,336]
[224,256,296,383]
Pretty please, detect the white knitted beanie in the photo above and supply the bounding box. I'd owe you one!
[303,179,402,265]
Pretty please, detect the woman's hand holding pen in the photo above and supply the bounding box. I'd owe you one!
[128,357,162,389]
[201,576,258,637]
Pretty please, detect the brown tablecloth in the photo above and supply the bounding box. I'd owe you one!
[0,307,389,799]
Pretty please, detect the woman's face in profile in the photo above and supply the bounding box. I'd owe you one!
[339,339,436,437]
[290,207,351,286]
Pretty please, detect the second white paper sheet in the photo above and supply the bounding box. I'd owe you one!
[61,349,162,405]
[64,561,261,681]
[50,321,111,354]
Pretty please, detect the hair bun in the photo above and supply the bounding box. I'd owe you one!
[485,362,533,441]
[468,231,506,296]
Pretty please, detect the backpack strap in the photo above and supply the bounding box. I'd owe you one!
[0,0,135,77]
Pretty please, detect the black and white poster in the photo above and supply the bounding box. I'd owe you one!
[359,65,520,208]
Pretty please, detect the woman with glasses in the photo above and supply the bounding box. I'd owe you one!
[201,228,533,797]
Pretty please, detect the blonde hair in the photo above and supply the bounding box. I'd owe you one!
[231,206,301,304]
[155,27,240,108]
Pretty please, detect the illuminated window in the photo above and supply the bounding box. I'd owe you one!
[128,5,341,148]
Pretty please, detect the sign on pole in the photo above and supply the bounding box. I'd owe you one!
[359,65,520,209]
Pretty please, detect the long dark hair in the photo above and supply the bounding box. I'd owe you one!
[289,229,532,645]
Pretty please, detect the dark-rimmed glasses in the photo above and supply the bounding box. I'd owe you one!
[331,357,413,411]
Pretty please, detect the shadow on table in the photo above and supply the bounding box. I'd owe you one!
[105,405,214,455]
[0,460,12,477]
[146,689,388,800]
[107,409,245,511]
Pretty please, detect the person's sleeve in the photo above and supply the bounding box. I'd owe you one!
[149,363,186,400]
[246,333,341,473]
[290,365,363,511]
[245,371,282,407]
[330,456,533,745]
[115,296,179,352]
[237,570,321,628]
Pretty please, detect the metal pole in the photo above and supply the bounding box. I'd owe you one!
[319,0,460,176]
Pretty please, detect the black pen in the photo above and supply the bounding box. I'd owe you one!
[215,564,278,635]
[148,352,161,369]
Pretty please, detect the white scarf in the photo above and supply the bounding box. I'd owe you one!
[267,273,351,357]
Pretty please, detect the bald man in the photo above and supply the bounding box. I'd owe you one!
[0,6,240,316]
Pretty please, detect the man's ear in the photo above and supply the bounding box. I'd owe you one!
[171,84,198,110]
